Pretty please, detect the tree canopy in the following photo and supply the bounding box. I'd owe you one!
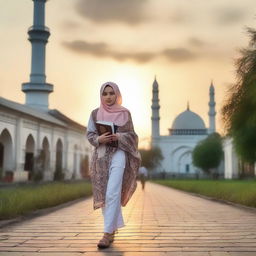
[222,28,256,163]
[139,147,163,170]
[192,133,223,174]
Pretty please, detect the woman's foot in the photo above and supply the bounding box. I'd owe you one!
[109,230,116,242]
[97,233,113,249]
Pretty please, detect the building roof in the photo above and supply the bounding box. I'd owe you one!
[0,97,86,131]
[48,109,86,131]
[171,109,206,130]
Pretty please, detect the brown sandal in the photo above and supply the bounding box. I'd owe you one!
[109,231,115,242]
[97,233,113,249]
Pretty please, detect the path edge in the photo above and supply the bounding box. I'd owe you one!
[0,196,91,229]
[151,181,256,214]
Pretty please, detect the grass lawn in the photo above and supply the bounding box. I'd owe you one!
[0,180,92,220]
[152,179,256,208]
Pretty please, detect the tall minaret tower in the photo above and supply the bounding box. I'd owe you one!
[151,77,160,145]
[22,0,53,110]
[208,81,216,134]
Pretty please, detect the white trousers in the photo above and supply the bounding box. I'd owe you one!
[102,149,126,233]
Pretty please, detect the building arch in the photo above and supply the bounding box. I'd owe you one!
[0,143,3,171]
[0,129,14,171]
[40,136,50,172]
[80,154,89,179]
[171,145,191,158]
[171,145,192,173]
[177,150,193,174]
[24,134,35,179]
[55,138,63,179]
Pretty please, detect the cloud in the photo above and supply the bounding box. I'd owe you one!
[63,40,199,63]
[162,48,198,62]
[215,7,247,25]
[169,10,190,24]
[188,37,207,48]
[63,41,108,56]
[61,20,82,30]
[62,40,155,63]
[110,52,155,63]
[75,0,149,25]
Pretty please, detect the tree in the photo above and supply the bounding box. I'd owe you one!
[222,28,256,163]
[139,147,163,170]
[192,133,223,176]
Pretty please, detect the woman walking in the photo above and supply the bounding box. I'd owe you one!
[87,82,141,248]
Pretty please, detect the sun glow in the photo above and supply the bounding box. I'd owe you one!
[108,66,153,148]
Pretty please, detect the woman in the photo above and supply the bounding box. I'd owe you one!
[87,82,141,248]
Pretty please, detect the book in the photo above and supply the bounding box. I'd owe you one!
[95,121,118,147]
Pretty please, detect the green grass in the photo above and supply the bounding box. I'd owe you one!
[152,179,256,208]
[0,180,92,220]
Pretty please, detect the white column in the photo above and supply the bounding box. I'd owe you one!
[223,138,239,179]
[15,117,24,172]
[76,153,81,179]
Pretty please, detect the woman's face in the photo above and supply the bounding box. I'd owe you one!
[102,85,117,106]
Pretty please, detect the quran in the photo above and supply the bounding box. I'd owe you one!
[95,121,118,147]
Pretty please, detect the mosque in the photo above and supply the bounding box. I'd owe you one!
[0,0,89,182]
[151,78,222,177]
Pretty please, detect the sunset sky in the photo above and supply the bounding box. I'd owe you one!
[0,0,255,148]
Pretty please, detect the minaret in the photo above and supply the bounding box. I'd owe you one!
[22,0,53,110]
[151,77,160,145]
[208,81,216,133]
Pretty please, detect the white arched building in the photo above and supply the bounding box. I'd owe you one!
[151,78,221,177]
[0,0,89,182]
[0,99,89,182]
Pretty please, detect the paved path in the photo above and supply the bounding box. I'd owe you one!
[0,182,256,256]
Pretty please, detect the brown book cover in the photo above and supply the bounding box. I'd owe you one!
[95,121,118,147]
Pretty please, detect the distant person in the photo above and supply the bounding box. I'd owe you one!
[138,166,148,190]
[87,82,141,249]
[161,169,166,179]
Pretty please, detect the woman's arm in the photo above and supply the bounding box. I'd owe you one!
[86,113,113,147]
[86,114,100,147]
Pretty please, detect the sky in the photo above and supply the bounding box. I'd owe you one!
[0,0,255,148]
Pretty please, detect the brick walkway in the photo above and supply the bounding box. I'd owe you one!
[0,182,256,256]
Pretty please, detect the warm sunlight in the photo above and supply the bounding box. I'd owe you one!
[1,4,256,249]
[108,65,153,148]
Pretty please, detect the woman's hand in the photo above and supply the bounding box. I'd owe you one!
[98,132,112,144]
[110,133,120,142]
[98,133,120,144]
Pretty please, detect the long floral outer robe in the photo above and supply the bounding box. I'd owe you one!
[87,108,141,210]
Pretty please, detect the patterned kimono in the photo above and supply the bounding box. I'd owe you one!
[87,108,141,210]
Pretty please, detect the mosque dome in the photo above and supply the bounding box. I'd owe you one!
[169,108,207,135]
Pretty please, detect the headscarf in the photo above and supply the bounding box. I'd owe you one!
[96,82,129,126]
